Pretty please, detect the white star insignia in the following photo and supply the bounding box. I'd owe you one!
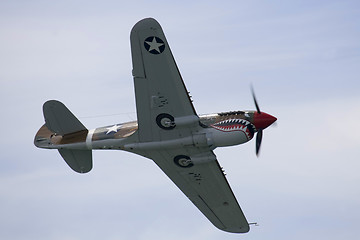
[145,37,164,53]
[106,125,120,134]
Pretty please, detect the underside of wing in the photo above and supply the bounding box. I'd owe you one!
[130,18,197,142]
[129,18,249,233]
[143,149,249,233]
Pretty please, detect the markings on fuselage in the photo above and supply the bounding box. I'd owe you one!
[106,124,121,134]
[211,119,255,140]
[86,129,95,149]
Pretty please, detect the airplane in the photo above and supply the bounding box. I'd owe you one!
[34,18,277,233]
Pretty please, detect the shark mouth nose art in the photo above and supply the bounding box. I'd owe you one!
[211,119,255,140]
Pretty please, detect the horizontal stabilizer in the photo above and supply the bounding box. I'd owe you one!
[43,100,87,135]
[58,149,92,173]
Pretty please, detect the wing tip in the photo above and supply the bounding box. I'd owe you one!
[221,225,250,234]
[131,17,161,34]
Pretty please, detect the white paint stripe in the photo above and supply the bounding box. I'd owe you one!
[86,129,95,149]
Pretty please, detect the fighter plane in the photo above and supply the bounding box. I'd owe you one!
[34,18,277,233]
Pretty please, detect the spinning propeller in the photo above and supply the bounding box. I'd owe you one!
[251,86,277,156]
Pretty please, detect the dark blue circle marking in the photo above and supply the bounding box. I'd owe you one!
[144,36,165,54]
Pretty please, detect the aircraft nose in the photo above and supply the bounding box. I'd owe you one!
[253,112,277,130]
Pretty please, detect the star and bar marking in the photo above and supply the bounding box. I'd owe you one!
[106,125,121,134]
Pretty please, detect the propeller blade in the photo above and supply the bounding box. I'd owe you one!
[251,85,261,114]
[256,129,263,156]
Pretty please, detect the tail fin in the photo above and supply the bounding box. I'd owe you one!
[42,100,92,173]
[58,149,92,173]
[43,100,87,135]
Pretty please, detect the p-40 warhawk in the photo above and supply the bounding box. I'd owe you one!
[34,18,276,233]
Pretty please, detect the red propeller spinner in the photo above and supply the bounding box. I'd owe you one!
[251,85,277,156]
[253,112,277,130]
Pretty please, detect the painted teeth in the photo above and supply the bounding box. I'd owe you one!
[216,119,250,126]
[210,118,254,140]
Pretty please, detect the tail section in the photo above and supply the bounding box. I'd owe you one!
[35,100,92,173]
[58,149,92,173]
[43,100,87,135]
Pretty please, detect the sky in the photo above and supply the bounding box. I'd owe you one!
[1,0,360,239]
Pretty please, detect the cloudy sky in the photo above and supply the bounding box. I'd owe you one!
[1,0,360,239]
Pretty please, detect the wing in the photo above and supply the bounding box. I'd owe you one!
[129,18,249,233]
[145,149,250,233]
[130,18,197,142]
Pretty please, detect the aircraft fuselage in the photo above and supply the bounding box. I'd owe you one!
[35,110,275,153]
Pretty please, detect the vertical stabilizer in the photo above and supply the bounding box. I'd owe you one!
[43,100,87,135]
